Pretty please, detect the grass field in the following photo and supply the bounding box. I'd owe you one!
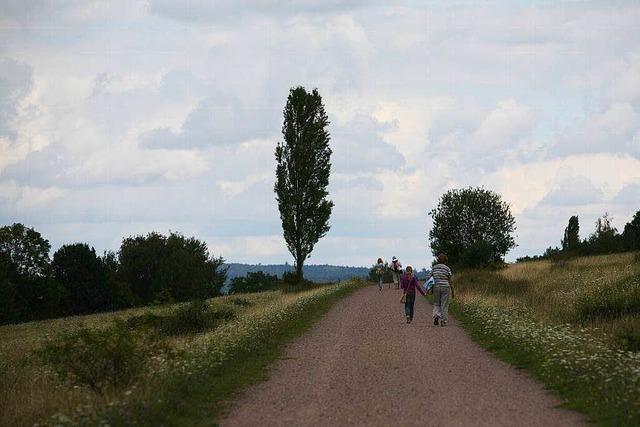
[0,280,363,426]
[452,251,640,425]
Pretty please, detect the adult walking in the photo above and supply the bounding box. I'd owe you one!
[390,256,402,289]
[431,253,453,327]
[400,266,425,323]
[375,257,385,291]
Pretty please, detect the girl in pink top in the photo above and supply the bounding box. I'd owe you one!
[400,266,425,323]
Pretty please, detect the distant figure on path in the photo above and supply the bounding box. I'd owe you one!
[431,253,453,327]
[375,257,385,291]
[400,266,425,324]
[390,256,402,289]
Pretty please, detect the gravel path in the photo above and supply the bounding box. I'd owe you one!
[221,286,586,426]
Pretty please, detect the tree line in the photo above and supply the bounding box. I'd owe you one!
[517,210,640,262]
[0,223,227,325]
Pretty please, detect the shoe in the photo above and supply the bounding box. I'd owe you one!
[406,316,411,323]
[440,320,447,327]
[433,317,439,326]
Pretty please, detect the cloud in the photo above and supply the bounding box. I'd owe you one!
[148,0,376,23]
[0,58,33,139]
[540,175,604,207]
[551,103,640,158]
[140,95,279,148]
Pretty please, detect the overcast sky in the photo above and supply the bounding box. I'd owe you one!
[1,0,639,268]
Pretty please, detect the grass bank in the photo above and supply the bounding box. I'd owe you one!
[451,252,640,425]
[0,280,363,426]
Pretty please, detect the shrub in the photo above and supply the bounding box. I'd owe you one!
[38,321,153,393]
[282,271,300,286]
[228,271,278,294]
[126,300,237,336]
[227,296,254,307]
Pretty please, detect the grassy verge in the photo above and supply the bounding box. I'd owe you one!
[450,252,640,426]
[0,281,363,426]
[102,281,362,426]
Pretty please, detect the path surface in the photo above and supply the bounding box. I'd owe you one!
[221,286,586,426]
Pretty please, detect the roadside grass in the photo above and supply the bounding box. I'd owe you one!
[0,281,362,426]
[451,252,640,425]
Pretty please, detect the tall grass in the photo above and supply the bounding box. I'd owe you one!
[0,283,361,426]
[452,252,640,425]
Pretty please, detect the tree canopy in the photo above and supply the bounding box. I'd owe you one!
[429,187,516,266]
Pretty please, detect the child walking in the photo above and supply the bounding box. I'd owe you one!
[400,266,425,323]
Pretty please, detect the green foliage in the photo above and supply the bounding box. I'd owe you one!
[584,213,623,255]
[614,320,640,352]
[0,223,51,278]
[460,240,495,268]
[118,231,226,304]
[38,321,153,393]
[429,187,516,267]
[228,271,278,294]
[622,210,640,251]
[126,300,237,336]
[274,86,333,279]
[52,243,111,315]
[562,215,581,252]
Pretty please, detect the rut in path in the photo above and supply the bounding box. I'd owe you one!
[221,286,586,427]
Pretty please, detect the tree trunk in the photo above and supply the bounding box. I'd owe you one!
[295,256,304,282]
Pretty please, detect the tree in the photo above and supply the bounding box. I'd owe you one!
[274,87,333,280]
[0,223,51,277]
[622,210,640,251]
[52,243,110,315]
[585,213,622,254]
[0,223,62,322]
[429,187,516,266]
[561,215,581,252]
[118,231,226,303]
[228,271,278,294]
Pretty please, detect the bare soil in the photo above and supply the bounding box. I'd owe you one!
[220,286,586,426]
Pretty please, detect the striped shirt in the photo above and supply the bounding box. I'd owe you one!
[431,263,452,287]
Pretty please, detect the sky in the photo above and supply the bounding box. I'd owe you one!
[1,0,639,268]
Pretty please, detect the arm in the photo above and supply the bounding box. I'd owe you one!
[416,280,426,296]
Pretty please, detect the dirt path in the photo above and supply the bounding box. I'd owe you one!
[221,286,586,426]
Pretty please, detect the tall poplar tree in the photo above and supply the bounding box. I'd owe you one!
[561,215,580,252]
[274,87,333,281]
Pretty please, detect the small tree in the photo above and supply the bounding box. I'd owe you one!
[0,223,51,277]
[429,187,516,267]
[561,215,581,252]
[274,87,333,281]
[228,271,278,294]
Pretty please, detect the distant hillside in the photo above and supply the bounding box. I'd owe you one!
[224,263,370,284]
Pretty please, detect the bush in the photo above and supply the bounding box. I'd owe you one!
[460,240,494,268]
[282,271,300,286]
[38,321,153,393]
[228,271,278,294]
[126,300,237,336]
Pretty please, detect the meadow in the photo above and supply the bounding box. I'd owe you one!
[0,280,362,426]
[452,251,640,425]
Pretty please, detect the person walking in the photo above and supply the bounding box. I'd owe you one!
[375,257,385,291]
[390,256,402,290]
[400,266,425,323]
[431,253,453,327]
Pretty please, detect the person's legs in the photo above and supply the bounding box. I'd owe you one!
[404,297,411,320]
[407,293,415,321]
[393,272,399,289]
[378,275,382,291]
[432,287,442,324]
[440,287,450,325]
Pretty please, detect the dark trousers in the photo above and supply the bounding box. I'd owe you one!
[404,292,416,319]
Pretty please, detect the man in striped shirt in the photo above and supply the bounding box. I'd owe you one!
[430,253,453,326]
